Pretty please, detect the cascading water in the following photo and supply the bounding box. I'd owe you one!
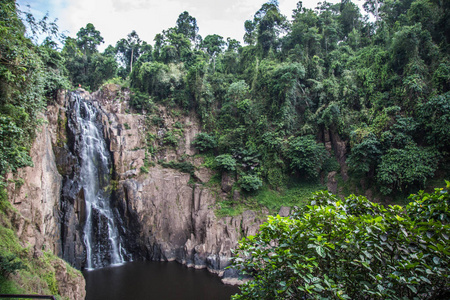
[69,92,129,269]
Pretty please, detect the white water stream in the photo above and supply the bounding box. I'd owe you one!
[71,94,127,269]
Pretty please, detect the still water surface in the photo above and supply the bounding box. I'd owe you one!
[84,261,240,300]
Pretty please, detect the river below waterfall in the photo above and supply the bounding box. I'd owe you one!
[84,261,240,299]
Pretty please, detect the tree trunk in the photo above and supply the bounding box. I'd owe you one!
[130,48,134,74]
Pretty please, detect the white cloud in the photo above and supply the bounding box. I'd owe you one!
[18,0,363,51]
[55,0,269,48]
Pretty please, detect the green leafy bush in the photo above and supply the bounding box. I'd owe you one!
[347,132,382,175]
[162,130,179,147]
[130,89,154,112]
[192,132,217,152]
[376,144,439,195]
[266,166,287,189]
[232,183,450,299]
[215,154,237,172]
[322,156,340,173]
[418,92,450,150]
[0,252,24,277]
[0,116,34,175]
[239,174,263,192]
[287,135,328,179]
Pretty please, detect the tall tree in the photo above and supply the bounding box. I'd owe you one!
[116,30,143,74]
[226,38,241,52]
[76,23,103,55]
[63,24,117,90]
[202,34,225,70]
[339,0,362,38]
[262,1,287,55]
[202,34,225,57]
[176,11,199,44]
[316,1,340,55]
[155,27,192,64]
[244,20,257,45]
[245,1,288,56]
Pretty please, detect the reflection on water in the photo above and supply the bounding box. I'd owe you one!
[84,261,240,300]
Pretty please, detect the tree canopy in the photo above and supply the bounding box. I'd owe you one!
[2,0,449,197]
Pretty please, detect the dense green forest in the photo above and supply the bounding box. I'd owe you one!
[0,0,69,181]
[0,0,449,298]
[1,0,450,199]
[0,1,78,295]
[46,0,450,199]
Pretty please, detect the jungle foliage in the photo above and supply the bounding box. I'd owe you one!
[1,0,449,198]
[1,0,450,297]
[231,182,450,299]
[0,0,69,181]
[121,0,449,196]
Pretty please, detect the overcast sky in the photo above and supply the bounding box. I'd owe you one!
[17,0,353,50]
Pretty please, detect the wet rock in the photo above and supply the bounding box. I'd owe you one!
[6,90,86,295]
[327,171,338,194]
[278,206,291,217]
[194,167,214,183]
[221,172,235,193]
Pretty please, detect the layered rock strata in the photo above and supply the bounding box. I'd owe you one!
[6,90,86,299]
[92,85,265,277]
[7,85,266,288]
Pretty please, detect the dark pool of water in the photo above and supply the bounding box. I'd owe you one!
[83,261,240,300]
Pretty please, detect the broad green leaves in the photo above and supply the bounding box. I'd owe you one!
[232,186,450,299]
[192,132,217,152]
[238,174,263,192]
[214,154,237,172]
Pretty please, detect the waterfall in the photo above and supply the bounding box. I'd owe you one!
[69,92,129,269]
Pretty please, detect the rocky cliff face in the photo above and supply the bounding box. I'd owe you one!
[91,84,265,278]
[6,85,266,291]
[6,90,86,300]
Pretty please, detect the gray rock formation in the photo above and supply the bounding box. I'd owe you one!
[92,85,265,278]
[6,90,86,300]
[7,85,265,289]
[278,206,291,217]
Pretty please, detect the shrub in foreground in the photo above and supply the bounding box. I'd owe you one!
[231,182,450,299]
